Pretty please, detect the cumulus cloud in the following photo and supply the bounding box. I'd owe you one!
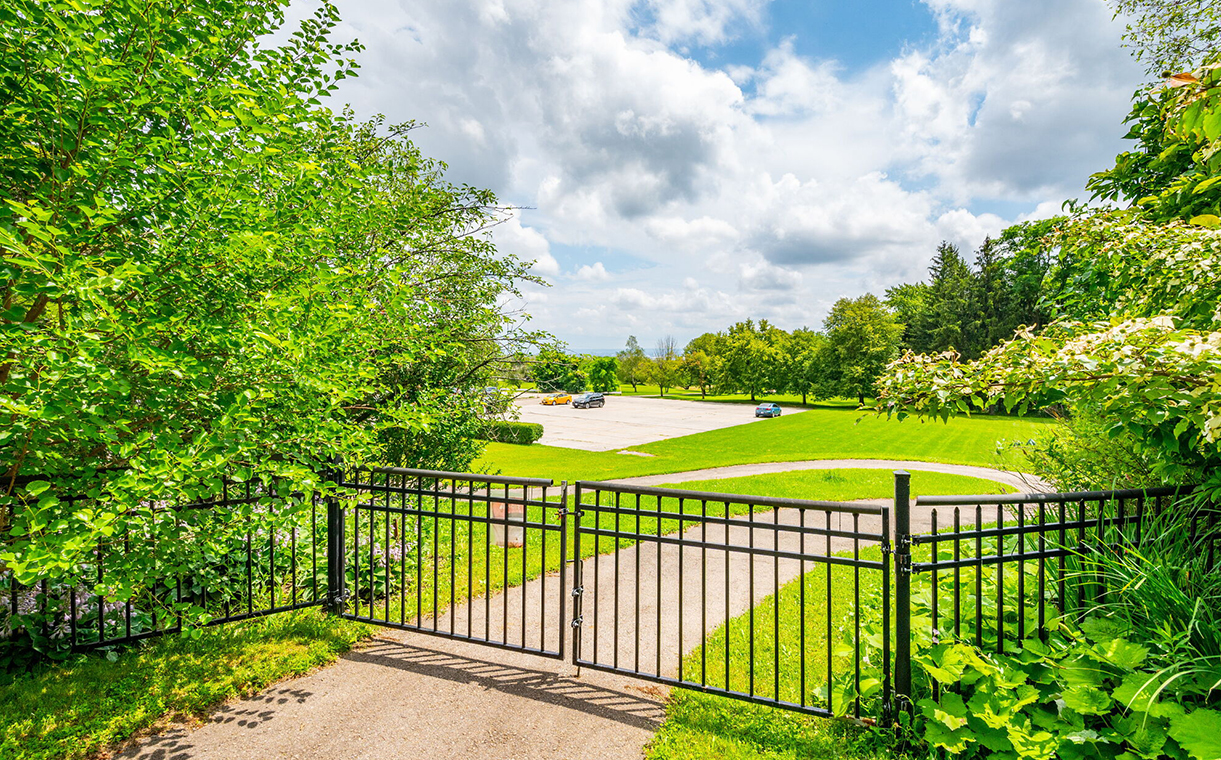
[892,0,1143,201]
[739,259,802,291]
[493,216,560,277]
[308,0,1142,348]
[575,261,611,281]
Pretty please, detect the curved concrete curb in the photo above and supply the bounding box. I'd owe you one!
[606,458,1049,494]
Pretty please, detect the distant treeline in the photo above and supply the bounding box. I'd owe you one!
[515,216,1066,404]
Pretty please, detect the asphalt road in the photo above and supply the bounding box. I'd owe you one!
[514,394,803,451]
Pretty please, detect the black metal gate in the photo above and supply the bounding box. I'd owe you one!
[330,466,569,659]
[569,480,891,721]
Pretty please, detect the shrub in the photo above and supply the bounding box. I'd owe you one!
[478,421,543,446]
[835,509,1221,760]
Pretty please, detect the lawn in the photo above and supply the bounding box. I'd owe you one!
[0,611,372,760]
[646,543,890,760]
[656,468,1012,501]
[613,385,864,408]
[477,405,1047,483]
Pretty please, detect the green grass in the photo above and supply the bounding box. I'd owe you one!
[647,543,891,760]
[613,384,864,408]
[478,405,1046,483]
[657,468,1012,501]
[0,611,372,760]
[340,468,1006,628]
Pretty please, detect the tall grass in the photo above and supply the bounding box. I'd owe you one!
[1073,495,1221,689]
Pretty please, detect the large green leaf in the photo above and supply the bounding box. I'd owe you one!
[1169,709,1221,760]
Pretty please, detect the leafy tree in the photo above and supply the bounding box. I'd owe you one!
[823,295,903,405]
[718,320,782,402]
[531,347,584,392]
[1109,0,1221,78]
[587,357,619,392]
[884,282,929,350]
[616,336,648,392]
[681,349,715,399]
[784,329,830,405]
[1087,52,1221,224]
[0,0,539,591]
[993,219,1063,330]
[648,336,682,397]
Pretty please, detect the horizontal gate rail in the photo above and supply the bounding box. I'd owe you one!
[906,484,1207,655]
[571,480,890,723]
[2,475,327,654]
[333,466,568,659]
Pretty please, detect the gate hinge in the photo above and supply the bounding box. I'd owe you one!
[895,534,913,574]
[571,586,583,597]
[570,616,583,628]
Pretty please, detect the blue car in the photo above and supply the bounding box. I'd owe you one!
[754,403,781,418]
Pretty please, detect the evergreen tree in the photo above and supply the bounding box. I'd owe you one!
[915,242,980,358]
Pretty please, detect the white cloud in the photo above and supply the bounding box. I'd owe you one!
[493,216,559,277]
[739,259,802,291]
[575,261,611,281]
[308,0,1143,348]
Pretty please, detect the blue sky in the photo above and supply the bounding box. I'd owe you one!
[311,0,1145,352]
[679,0,940,73]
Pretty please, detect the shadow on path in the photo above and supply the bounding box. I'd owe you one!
[347,639,665,731]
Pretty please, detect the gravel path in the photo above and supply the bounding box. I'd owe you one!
[116,460,1042,759]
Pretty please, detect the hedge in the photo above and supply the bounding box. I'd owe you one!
[479,421,543,445]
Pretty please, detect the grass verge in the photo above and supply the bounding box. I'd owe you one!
[0,611,372,760]
[657,468,1012,501]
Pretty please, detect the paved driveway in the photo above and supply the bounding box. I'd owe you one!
[514,395,803,451]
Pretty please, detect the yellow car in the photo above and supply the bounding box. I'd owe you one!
[541,392,572,405]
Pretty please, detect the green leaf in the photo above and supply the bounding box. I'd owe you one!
[1061,686,1112,716]
[1169,709,1221,760]
[1101,638,1149,671]
[1112,672,1165,712]
[919,693,970,730]
[926,719,977,754]
[1188,214,1221,228]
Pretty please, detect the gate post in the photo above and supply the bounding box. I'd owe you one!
[893,470,913,715]
[325,457,347,615]
[570,482,584,673]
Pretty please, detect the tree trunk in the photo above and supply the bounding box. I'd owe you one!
[858,392,865,405]
[750,389,756,402]
[802,391,807,404]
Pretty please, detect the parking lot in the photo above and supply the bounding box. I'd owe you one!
[513,394,805,451]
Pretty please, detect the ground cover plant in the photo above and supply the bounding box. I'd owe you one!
[0,611,371,760]
[831,507,1221,760]
[477,406,1047,483]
